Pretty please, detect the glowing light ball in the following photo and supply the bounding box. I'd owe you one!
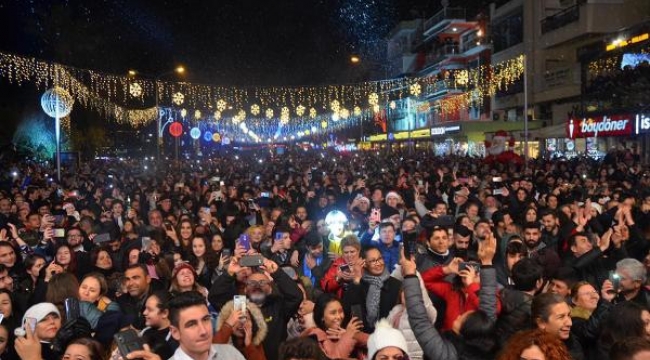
[212,133,221,142]
[190,127,201,140]
[203,131,213,141]
[169,122,183,137]
[41,87,74,118]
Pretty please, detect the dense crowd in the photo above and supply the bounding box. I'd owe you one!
[0,146,649,360]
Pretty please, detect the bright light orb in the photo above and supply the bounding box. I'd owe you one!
[321,120,328,129]
[180,109,187,118]
[340,108,350,119]
[265,108,274,119]
[330,100,340,113]
[212,133,221,142]
[389,101,397,110]
[353,106,362,116]
[309,108,317,119]
[213,111,221,121]
[194,110,202,119]
[410,83,422,97]
[190,127,201,140]
[203,131,213,141]
[368,92,379,106]
[41,87,74,118]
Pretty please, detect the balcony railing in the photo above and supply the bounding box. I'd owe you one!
[462,36,491,53]
[423,7,467,33]
[541,4,580,34]
[425,79,467,98]
[425,44,461,67]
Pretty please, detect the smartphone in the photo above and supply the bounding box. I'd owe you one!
[370,208,381,223]
[493,188,504,196]
[164,222,174,231]
[403,232,418,260]
[351,304,364,321]
[24,317,37,332]
[53,228,66,238]
[459,262,481,272]
[239,254,264,267]
[114,329,145,358]
[417,179,424,186]
[233,295,247,319]
[260,192,270,198]
[339,263,351,273]
[141,237,152,252]
[93,233,112,243]
[53,214,65,226]
[238,234,251,251]
[64,297,80,321]
[609,271,621,292]
[222,248,232,257]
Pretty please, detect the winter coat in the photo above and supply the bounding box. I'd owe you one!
[405,266,499,360]
[214,300,268,360]
[387,269,438,360]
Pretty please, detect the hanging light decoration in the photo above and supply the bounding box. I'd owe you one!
[340,108,350,119]
[129,83,142,97]
[409,83,422,97]
[238,109,246,119]
[353,106,362,116]
[216,99,227,111]
[280,106,290,124]
[265,108,274,119]
[212,133,221,142]
[331,112,340,122]
[169,122,183,137]
[213,110,221,121]
[251,104,260,116]
[368,92,379,106]
[309,108,317,119]
[373,105,380,113]
[321,120,328,129]
[180,109,187,118]
[330,100,340,113]
[190,127,201,140]
[232,114,241,125]
[389,101,397,110]
[194,110,202,119]
[172,92,185,105]
[296,104,306,116]
[203,131,213,142]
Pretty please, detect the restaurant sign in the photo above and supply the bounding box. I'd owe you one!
[567,115,633,138]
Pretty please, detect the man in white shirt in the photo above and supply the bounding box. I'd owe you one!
[127,291,244,360]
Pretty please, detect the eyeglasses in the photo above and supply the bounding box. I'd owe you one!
[367,257,384,265]
[246,280,270,287]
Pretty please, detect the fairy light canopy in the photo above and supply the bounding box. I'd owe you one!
[0,51,526,141]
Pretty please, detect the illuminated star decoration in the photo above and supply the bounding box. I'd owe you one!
[129,83,142,97]
[172,92,184,105]
[251,104,260,116]
[216,99,227,111]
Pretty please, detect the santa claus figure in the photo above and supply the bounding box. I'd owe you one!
[484,130,523,164]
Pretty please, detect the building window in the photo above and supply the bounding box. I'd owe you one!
[492,8,523,53]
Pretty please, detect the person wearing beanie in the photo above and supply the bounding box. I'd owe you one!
[14,302,62,360]
[366,319,410,360]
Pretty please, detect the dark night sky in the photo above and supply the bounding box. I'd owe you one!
[0,0,485,143]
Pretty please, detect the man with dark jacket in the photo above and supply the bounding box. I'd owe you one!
[495,258,544,347]
[566,230,626,288]
[208,255,302,360]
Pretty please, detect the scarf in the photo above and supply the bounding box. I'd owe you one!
[363,269,390,326]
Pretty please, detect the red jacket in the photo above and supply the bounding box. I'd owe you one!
[420,265,482,331]
[320,257,347,298]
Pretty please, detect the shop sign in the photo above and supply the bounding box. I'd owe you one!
[606,33,649,51]
[567,115,633,138]
[369,134,387,142]
[410,129,431,139]
[394,131,409,140]
[636,114,650,134]
[431,125,461,136]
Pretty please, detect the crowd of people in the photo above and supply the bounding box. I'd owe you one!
[0,146,648,360]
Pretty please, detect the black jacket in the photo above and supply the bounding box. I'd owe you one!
[495,288,533,348]
[341,276,402,332]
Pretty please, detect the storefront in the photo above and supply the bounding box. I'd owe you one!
[563,114,636,159]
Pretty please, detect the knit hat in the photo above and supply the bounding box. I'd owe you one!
[23,302,60,325]
[385,191,403,202]
[172,262,197,279]
[367,319,409,360]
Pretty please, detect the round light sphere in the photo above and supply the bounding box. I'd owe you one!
[41,87,74,118]
[169,122,183,137]
[190,127,201,140]
[212,133,221,142]
[203,131,213,142]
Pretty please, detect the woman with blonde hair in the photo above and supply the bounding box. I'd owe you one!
[498,329,571,360]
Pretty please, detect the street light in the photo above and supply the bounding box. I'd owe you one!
[128,66,185,160]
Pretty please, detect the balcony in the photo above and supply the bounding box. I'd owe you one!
[424,79,466,99]
[541,4,580,34]
[424,44,462,68]
[423,7,467,37]
[462,35,492,56]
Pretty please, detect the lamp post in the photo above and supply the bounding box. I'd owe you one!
[128,66,185,160]
[349,55,392,143]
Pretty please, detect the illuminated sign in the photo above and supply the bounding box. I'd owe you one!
[635,113,650,134]
[431,125,461,136]
[394,131,410,140]
[369,134,387,142]
[410,129,431,138]
[606,33,649,51]
[567,115,634,138]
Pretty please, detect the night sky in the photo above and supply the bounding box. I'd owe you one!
[0,0,476,144]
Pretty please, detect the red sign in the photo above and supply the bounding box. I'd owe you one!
[169,122,183,137]
[566,115,634,138]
